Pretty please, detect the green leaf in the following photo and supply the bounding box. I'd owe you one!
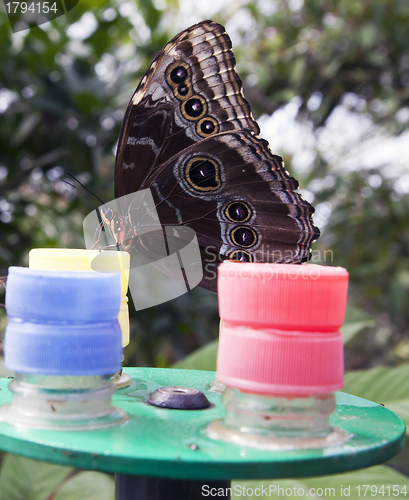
[341,320,374,344]
[290,57,307,85]
[75,92,99,113]
[54,471,114,500]
[344,364,409,427]
[0,455,72,500]
[234,464,409,499]
[386,400,409,429]
[341,305,375,344]
[0,455,115,500]
[172,339,218,371]
[358,23,378,49]
[344,364,409,402]
[322,59,342,79]
[137,0,161,30]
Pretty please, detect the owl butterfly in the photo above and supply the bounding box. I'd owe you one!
[107,20,320,292]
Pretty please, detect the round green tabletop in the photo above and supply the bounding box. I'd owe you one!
[0,368,405,480]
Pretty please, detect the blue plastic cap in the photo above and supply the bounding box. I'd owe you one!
[6,267,121,323]
[5,267,123,375]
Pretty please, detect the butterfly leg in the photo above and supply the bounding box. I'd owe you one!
[91,219,121,251]
[97,242,122,251]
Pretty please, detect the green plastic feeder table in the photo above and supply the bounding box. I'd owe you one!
[0,368,405,499]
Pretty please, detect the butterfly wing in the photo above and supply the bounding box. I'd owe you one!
[114,20,320,292]
[137,130,318,290]
[115,20,259,198]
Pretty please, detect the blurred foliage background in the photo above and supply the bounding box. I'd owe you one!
[0,0,409,497]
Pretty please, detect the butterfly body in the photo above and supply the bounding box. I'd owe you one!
[111,20,320,292]
[100,208,137,252]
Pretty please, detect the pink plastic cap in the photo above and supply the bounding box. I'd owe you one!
[218,262,349,332]
[216,262,348,395]
[217,323,344,395]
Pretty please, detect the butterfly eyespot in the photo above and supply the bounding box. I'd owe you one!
[166,62,191,91]
[201,120,214,133]
[197,116,219,137]
[103,208,114,220]
[224,202,252,222]
[170,65,188,84]
[181,96,207,120]
[177,84,189,96]
[228,250,254,262]
[230,226,259,248]
[185,156,222,192]
[186,99,202,116]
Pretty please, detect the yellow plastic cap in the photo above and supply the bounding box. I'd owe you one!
[119,298,130,347]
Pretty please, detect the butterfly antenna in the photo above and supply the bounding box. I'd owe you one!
[62,173,106,206]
